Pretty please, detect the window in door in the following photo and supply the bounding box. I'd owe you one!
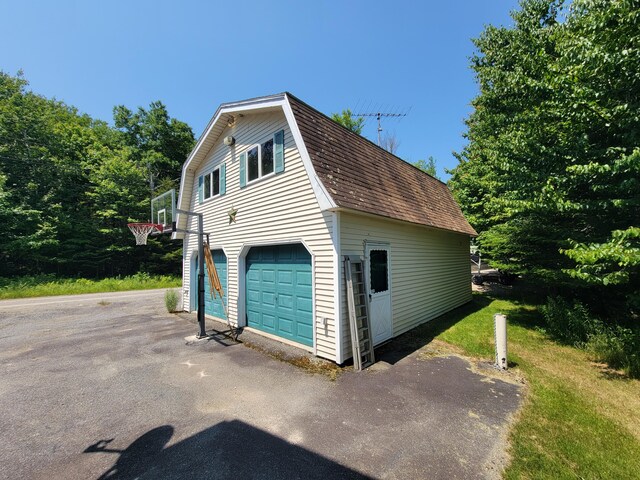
[369,249,388,293]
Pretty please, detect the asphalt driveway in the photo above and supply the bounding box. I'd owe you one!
[0,290,522,479]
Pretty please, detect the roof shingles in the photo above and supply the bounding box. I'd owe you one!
[288,94,477,236]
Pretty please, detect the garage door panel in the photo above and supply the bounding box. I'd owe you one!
[296,296,312,314]
[262,313,276,330]
[278,317,294,334]
[277,270,293,285]
[278,293,293,311]
[261,292,276,306]
[257,269,272,285]
[247,288,261,303]
[297,323,313,342]
[296,270,312,287]
[246,244,313,347]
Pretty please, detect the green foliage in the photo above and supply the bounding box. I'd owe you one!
[0,71,194,278]
[542,296,640,377]
[113,100,194,187]
[330,109,364,134]
[164,288,180,312]
[542,296,600,346]
[449,0,640,316]
[0,274,180,299]
[413,156,440,180]
[562,226,640,304]
[588,327,640,378]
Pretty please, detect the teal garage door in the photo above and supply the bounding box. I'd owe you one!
[195,249,227,319]
[246,244,313,346]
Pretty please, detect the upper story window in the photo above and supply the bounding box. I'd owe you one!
[246,138,274,183]
[198,163,226,204]
[203,166,221,199]
[240,130,284,188]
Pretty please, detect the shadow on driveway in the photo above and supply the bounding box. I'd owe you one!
[375,295,494,365]
[85,421,371,480]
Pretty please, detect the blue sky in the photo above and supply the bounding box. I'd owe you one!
[1,0,520,179]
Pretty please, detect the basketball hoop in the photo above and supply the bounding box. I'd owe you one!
[128,223,163,245]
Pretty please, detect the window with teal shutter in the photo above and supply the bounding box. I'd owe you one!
[274,129,284,173]
[220,163,226,195]
[239,130,284,188]
[239,152,247,188]
[198,175,203,204]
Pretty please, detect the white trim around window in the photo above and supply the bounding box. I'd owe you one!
[202,165,222,201]
[245,136,276,185]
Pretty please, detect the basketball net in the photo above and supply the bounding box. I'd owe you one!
[128,223,162,245]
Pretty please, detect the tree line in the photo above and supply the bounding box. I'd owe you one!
[449,0,638,322]
[0,71,195,278]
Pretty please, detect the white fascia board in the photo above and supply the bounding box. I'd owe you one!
[282,95,337,211]
[174,94,289,239]
[332,211,343,364]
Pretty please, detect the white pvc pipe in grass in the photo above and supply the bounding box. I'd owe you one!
[494,313,508,370]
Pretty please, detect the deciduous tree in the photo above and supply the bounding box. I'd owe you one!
[449,0,640,314]
[330,109,364,134]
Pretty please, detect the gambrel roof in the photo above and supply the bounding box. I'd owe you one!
[287,94,476,236]
[176,93,476,237]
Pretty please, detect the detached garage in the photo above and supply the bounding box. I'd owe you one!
[175,92,476,364]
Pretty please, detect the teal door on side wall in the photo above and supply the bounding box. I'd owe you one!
[195,249,227,320]
[246,244,313,347]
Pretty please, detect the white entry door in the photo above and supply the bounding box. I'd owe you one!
[366,243,393,345]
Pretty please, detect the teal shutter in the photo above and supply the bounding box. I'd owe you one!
[220,163,226,195]
[198,175,203,204]
[239,152,246,188]
[274,129,284,173]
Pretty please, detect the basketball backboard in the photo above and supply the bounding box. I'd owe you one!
[151,189,176,234]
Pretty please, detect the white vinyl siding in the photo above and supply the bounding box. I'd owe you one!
[339,211,472,359]
[182,111,337,361]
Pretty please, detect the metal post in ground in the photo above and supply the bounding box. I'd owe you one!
[196,213,206,338]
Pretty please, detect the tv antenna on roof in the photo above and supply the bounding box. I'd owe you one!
[353,111,408,146]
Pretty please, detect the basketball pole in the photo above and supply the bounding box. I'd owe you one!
[196,213,206,338]
[175,208,207,339]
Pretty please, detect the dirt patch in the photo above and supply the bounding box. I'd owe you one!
[242,340,345,381]
[417,339,526,386]
[472,281,515,296]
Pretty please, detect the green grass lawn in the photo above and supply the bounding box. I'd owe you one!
[0,273,181,299]
[399,292,640,479]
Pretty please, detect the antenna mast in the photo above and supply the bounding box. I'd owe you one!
[353,111,407,146]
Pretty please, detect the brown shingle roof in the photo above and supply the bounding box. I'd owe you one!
[287,94,477,236]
